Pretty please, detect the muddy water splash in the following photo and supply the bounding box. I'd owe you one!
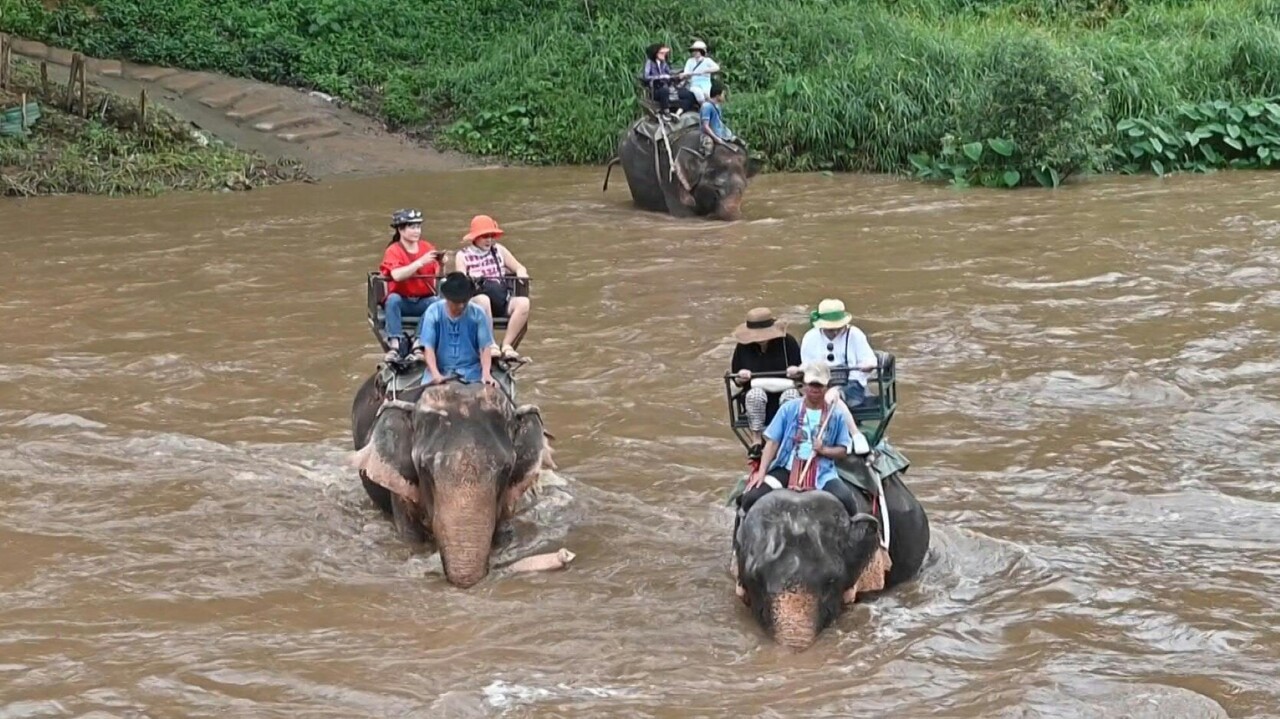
[2,169,1278,716]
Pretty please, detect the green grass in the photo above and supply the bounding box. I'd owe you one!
[0,57,308,196]
[6,0,1280,182]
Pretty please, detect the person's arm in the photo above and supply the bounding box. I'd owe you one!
[816,415,851,461]
[498,245,527,278]
[384,247,435,281]
[798,329,822,367]
[748,438,780,488]
[454,251,467,274]
[476,306,497,381]
[851,328,878,371]
[731,344,751,386]
[416,307,444,381]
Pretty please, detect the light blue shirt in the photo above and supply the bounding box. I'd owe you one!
[416,302,495,382]
[763,398,854,490]
[699,101,735,141]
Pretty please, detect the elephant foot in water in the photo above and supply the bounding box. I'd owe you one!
[508,548,576,573]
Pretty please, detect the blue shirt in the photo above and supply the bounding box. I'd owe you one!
[763,398,854,490]
[417,302,495,382]
[699,101,735,141]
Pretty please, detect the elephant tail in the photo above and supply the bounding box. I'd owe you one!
[602,156,620,192]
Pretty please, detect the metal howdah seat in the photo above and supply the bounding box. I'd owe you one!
[722,350,899,449]
[366,272,530,353]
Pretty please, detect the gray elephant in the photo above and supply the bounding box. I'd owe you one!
[603,114,759,221]
[733,462,930,650]
[350,371,555,588]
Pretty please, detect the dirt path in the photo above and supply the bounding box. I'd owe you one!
[5,36,473,177]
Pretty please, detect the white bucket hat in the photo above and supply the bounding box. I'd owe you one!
[689,40,708,52]
[810,298,853,330]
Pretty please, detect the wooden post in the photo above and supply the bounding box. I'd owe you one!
[77,55,87,118]
[20,92,27,131]
[1,35,10,91]
[40,61,48,95]
[64,55,76,111]
[139,88,147,128]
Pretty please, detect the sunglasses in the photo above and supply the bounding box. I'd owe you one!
[805,381,826,389]
[826,341,836,363]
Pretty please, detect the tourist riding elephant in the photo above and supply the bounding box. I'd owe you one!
[604,116,759,221]
[350,373,556,588]
[734,464,930,651]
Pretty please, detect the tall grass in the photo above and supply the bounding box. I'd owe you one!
[5,0,1280,178]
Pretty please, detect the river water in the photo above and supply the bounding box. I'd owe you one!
[2,168,1278,718]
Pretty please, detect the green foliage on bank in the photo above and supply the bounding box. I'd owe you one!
[0,58,307,196]
[6,0,1280,184]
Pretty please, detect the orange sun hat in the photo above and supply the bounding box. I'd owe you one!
[463,214,505,244]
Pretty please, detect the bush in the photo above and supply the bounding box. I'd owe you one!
[7,0,1280,182]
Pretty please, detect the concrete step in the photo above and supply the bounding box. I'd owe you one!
[127,64,180,82]
[225,102,281,122]
[8,39,49,58]
[86,59,123,77]
[252,113,321,133]
[198,86,252,109]
[159,73,217,96]
[278,126,341,143]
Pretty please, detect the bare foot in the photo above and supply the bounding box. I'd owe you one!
[842,586,858,605]
[508,548,576,572]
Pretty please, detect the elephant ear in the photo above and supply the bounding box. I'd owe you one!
[350,404,424,506]
[746,154,763,178]
[676,146,708,190]
[504,405,555,515]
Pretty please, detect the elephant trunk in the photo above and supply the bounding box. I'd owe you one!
[770,589,820,651]
[433,483,498,588]
[716,192,744,221]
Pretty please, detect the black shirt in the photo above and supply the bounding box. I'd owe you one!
[731,335,801,386]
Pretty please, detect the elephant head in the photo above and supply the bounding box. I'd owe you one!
[735,489,880,650]
[673,141,759,221]
[351,381,555,588]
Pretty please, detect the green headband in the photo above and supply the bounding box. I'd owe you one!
[810,309,847,323]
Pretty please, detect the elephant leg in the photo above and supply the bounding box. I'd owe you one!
[391,494,428,544]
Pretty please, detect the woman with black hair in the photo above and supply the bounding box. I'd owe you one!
[641,43,696,113]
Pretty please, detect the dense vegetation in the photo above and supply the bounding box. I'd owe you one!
[5,0,1280,185]
[0,57,307,196]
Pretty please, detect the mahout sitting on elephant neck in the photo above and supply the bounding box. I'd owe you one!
[350,362,555,589]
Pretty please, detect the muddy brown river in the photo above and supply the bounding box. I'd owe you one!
[2,168,1279,717]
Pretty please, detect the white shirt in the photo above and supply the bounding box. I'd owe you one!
[683,55,720,100]
[800,325,877,388]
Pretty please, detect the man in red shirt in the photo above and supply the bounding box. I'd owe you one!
[380,209,444,361]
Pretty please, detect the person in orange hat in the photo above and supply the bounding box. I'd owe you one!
[454,214,531,359]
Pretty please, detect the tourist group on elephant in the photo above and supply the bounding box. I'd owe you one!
[348,203,931,651]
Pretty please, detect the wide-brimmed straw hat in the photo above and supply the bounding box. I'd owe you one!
[733,307,787,344]
[689,39,708,52]
[463,214,505,243]
[810,298,853,330]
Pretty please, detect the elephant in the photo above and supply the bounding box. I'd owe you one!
[733,466,930,651]
[603,114,759,221]
[349,371,556,588]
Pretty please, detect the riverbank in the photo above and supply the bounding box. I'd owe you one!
[0,54,310,197]
[5,0,1280,187]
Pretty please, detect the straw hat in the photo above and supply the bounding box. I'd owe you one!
[733,307,787,344]
[810,298,853,330]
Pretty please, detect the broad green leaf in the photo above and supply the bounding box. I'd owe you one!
[1227,123,1241,138]
[1224,136,1243,150]
[1151,159,1165,176]
[962,142,983,163]
[1228,107,1245,123]
[1002,170,1020,187]
[1116,119,1138,131]
[988,138,1015,157]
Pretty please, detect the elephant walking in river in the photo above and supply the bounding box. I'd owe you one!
[734,465,930,650]
[604,115,758,221]
[350,372,555,588]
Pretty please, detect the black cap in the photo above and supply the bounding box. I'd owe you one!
[439,271,474,302]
